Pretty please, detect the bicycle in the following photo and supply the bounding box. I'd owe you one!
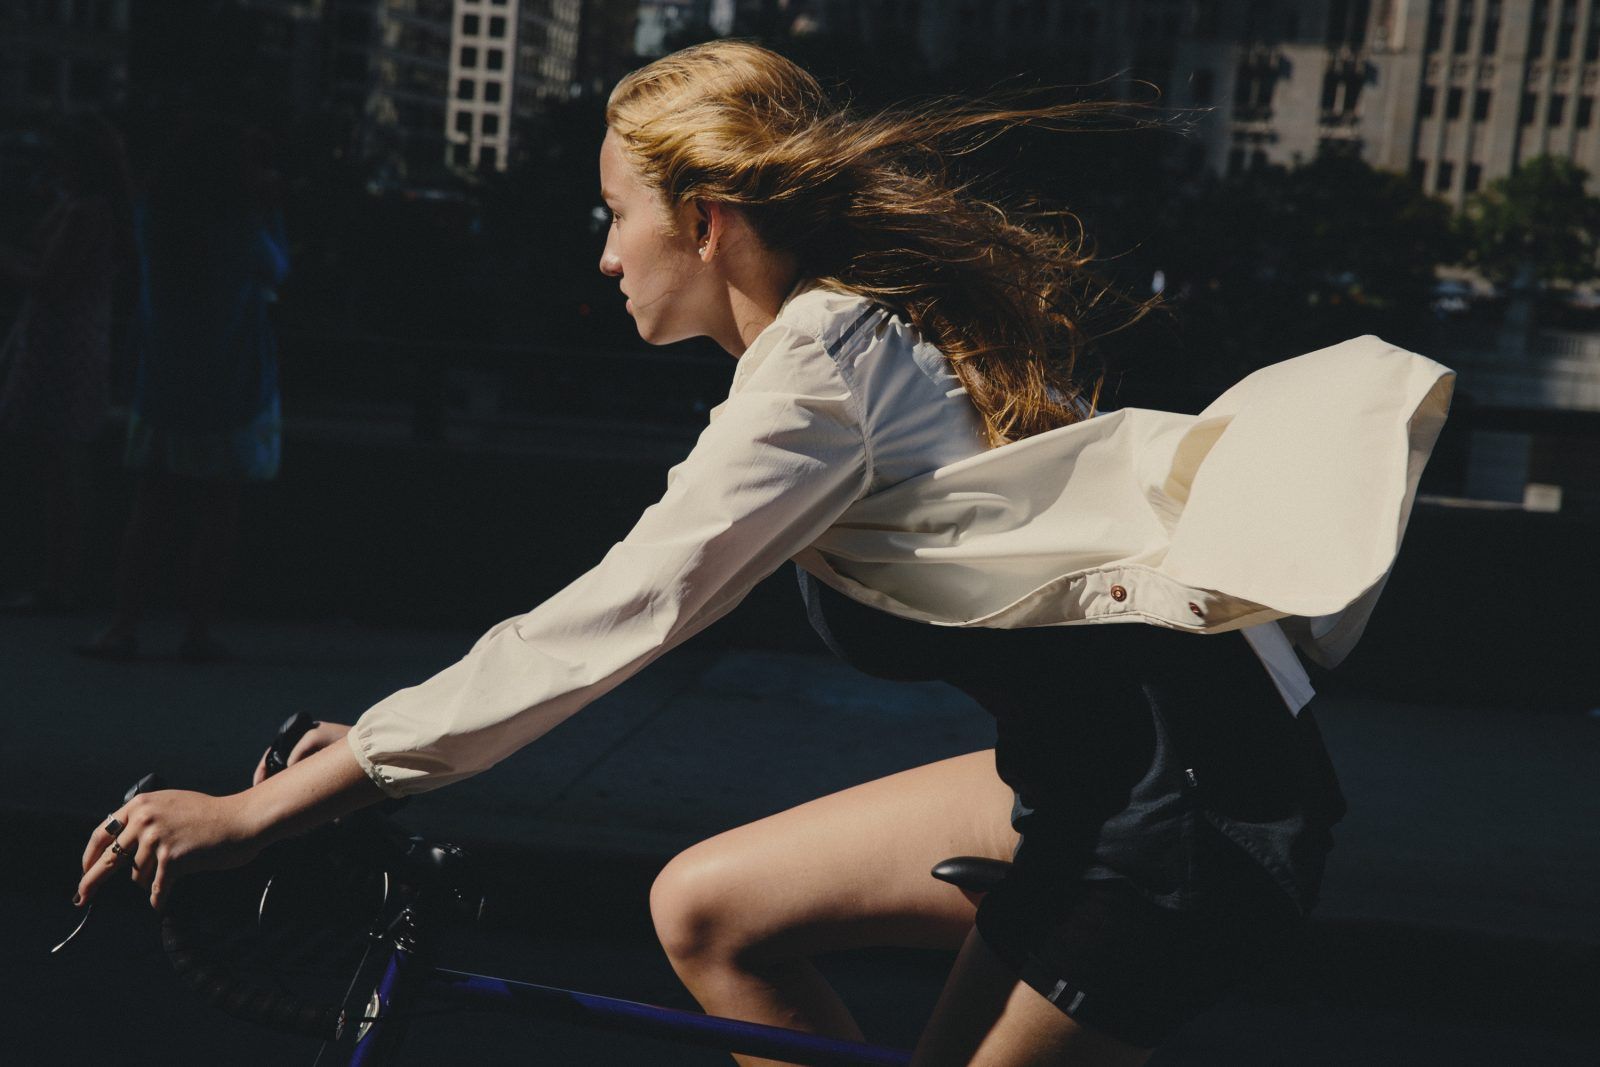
[57,713,1010,1066]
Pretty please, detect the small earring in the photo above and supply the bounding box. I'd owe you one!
[698,244,709,257]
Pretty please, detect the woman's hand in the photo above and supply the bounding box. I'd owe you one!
[79,733,388,913]
[77,790,262,912]
[252,721,352,785]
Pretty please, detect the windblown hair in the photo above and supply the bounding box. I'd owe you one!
[606,39,1159,446]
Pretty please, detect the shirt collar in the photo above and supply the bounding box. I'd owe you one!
[777,276,819,318]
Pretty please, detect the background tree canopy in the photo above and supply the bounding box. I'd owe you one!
[1458,154,1600,286]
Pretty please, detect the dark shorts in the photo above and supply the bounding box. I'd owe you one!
[974,826,1302,1049]
[793,564,1340,1047]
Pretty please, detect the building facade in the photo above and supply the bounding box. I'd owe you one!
[1170,1,1600,203]
[445,0,583,172]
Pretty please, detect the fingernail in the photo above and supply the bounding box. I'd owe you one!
[71,892,80,906]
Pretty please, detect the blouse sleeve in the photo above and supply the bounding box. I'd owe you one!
[347,324,872,796]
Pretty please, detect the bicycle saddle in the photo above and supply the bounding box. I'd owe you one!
[930,856,1012,893]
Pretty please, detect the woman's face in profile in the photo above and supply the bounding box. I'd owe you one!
[597,129,708,345]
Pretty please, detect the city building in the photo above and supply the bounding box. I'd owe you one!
[445,0,583,172]
[1169,1,1600,205]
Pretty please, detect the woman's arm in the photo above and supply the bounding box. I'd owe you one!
[76,319,868,905]
[346,321,870,797]
[76,737,386,911]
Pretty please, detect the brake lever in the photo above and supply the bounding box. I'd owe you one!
[51,772,168,956]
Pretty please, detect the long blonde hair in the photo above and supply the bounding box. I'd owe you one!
[606,40,1157,447]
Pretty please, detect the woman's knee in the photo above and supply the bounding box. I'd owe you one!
[650,838,756,967]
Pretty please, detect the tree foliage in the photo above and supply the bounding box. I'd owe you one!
[1458,154,1600,285]
[1129,153,1461,397]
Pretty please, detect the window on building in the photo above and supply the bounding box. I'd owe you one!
[1250,148,1269,170]
[484,80,502,103]
[1473,90,1492,120]
[1436,160,1455,191]
[454,111,472,133]
[1447,87,1464,119]
[1454,0,1476,54]
[486,48,504,71]
[480,145,498,168]
[453,142,471,166]
[1425,0,1447,52]
[1420,85,1437,117]
[1410,159,1428,186]
[462,13,479,35]
[1227,146,1245,174]
[1529,0,1550,57]
[1322,69,1340,111]
[489,16,506,37]
[456,78,474,100]
[1580,95,1595,127]
[1521,91,1539,124]
[1482,0,1502,54]
[1234,56,1279,116]
[1322,0,1339,44]
[1588,0,1600,60]
[1465,163,1483,192]
[1556,0,1578,59]
[1550,93,1568,124]
[459,46,478,67]
[482,113,500,136]
[1190,68,1214,104]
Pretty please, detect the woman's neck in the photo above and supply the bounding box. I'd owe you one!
[708,249,800,357]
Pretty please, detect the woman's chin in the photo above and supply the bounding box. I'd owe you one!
[634,320,685,347]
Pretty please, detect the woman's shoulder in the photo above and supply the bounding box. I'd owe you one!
[774,280,890,355]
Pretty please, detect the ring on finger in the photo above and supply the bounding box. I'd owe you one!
[104,817,124,837]
[109,839,135,861]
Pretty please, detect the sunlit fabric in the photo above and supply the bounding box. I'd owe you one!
[349,282,1453,797]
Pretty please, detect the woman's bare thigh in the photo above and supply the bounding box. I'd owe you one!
[653,748,1019,962]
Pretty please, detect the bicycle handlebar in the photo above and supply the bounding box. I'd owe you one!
[152,714,486,1041]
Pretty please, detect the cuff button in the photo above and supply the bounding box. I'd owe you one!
[1109,584,1127,602]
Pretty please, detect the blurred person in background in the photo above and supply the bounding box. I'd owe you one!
[0,115,134,613]
[77,116,288,662]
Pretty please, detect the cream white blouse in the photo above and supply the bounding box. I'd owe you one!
[348,281,1454,798]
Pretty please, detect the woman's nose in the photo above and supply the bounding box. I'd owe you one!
[599,247,621,277]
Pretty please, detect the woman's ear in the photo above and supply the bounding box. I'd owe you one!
[694,199,719,261]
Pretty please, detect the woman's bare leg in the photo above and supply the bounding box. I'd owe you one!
[911,928,1153,1067]
[649,748,1019,1066]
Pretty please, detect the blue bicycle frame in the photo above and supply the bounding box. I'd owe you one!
[344,905,913,1066]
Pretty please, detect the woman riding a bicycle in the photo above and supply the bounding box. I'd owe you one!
[77,40,1452,1066]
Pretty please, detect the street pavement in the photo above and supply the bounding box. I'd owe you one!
[5,606,1599,1062]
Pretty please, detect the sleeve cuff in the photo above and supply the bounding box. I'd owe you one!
[345,724,410,800]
